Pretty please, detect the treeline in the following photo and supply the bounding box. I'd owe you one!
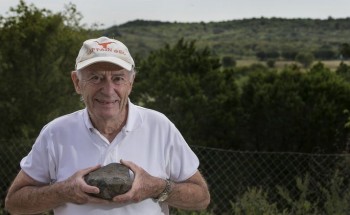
[133,43,350,153]
[2,1,350,153]
[103,17,350,62]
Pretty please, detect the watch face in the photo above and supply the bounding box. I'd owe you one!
[158,193,168,202]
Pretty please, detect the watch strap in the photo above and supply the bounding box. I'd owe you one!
[155,179,173,202]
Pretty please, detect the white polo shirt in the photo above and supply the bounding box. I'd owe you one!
[21,101,199,215]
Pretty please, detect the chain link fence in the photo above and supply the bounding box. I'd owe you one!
[1,139,350,214]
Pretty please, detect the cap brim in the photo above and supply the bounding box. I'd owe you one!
[76,56,133,71]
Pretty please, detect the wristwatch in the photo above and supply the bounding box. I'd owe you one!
[155,179,174,202]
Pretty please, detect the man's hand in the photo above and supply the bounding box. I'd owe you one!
[111,160,210,211]
[59,165,110,204]
[112,159,165,204]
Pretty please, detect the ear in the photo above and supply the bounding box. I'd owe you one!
[71,71,81,94]
[127,74,135,95]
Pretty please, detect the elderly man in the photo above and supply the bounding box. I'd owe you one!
[5,37,210,215]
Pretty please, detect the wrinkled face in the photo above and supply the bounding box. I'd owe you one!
[71,62,134,122]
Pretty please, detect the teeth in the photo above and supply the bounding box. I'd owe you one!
[98,100,117,104]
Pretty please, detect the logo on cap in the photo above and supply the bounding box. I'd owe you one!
[95,41,115,49]
[86,40,127,56]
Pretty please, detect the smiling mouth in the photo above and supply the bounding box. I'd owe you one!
[96,99,118,104]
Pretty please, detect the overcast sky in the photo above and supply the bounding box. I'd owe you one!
[1,0,350,28]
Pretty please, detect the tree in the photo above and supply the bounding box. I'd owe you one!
[281,49,298,61]
[237,68,305,151]
[222,56,236,68]
[266,59,275,68]
[339,43,350,60]
[131,39,240,148]
[336,62,350,82]
[237,64,350,153]
[295,52,315,68]
[0,1,94,139]
[313,48,336,60]
[256,50,279,61]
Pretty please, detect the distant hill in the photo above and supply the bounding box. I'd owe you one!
[101,18,350,61]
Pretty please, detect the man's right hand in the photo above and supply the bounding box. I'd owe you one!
[58,165,110,204]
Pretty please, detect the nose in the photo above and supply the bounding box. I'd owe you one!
[100,78,116,95]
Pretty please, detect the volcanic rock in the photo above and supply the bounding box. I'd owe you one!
[84,163,133,200]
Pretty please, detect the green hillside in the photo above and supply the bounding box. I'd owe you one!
[102,18,350,61]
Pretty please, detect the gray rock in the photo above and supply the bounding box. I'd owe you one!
[84,163,133,200]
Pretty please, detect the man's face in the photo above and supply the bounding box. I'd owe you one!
[72,62,134,121]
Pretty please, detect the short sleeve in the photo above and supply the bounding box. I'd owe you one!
[168,123,199,182]
[20,126,55,184]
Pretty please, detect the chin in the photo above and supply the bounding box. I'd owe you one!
[100,111,118,119]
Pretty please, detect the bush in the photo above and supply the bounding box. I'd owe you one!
[231,187,288,215]
[295,52,315,68]
[230,170,350,215]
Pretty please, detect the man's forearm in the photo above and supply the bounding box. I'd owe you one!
[6,166,107,214]
[5,182,65,214]
[167,182,210,210]
[166,171,210,211]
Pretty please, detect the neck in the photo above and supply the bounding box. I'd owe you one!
[90,108,128,143]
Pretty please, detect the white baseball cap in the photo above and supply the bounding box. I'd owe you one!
[75,37,135,71]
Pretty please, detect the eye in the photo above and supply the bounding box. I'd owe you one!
[87,75,102,84]
[113,76,127,85]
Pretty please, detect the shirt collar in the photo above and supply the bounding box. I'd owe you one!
[83,108,94,131]
[83,99,143,132]
[124,99,143,132]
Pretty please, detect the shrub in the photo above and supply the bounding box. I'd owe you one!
[230,170,350,215]
[231,187,288,215]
